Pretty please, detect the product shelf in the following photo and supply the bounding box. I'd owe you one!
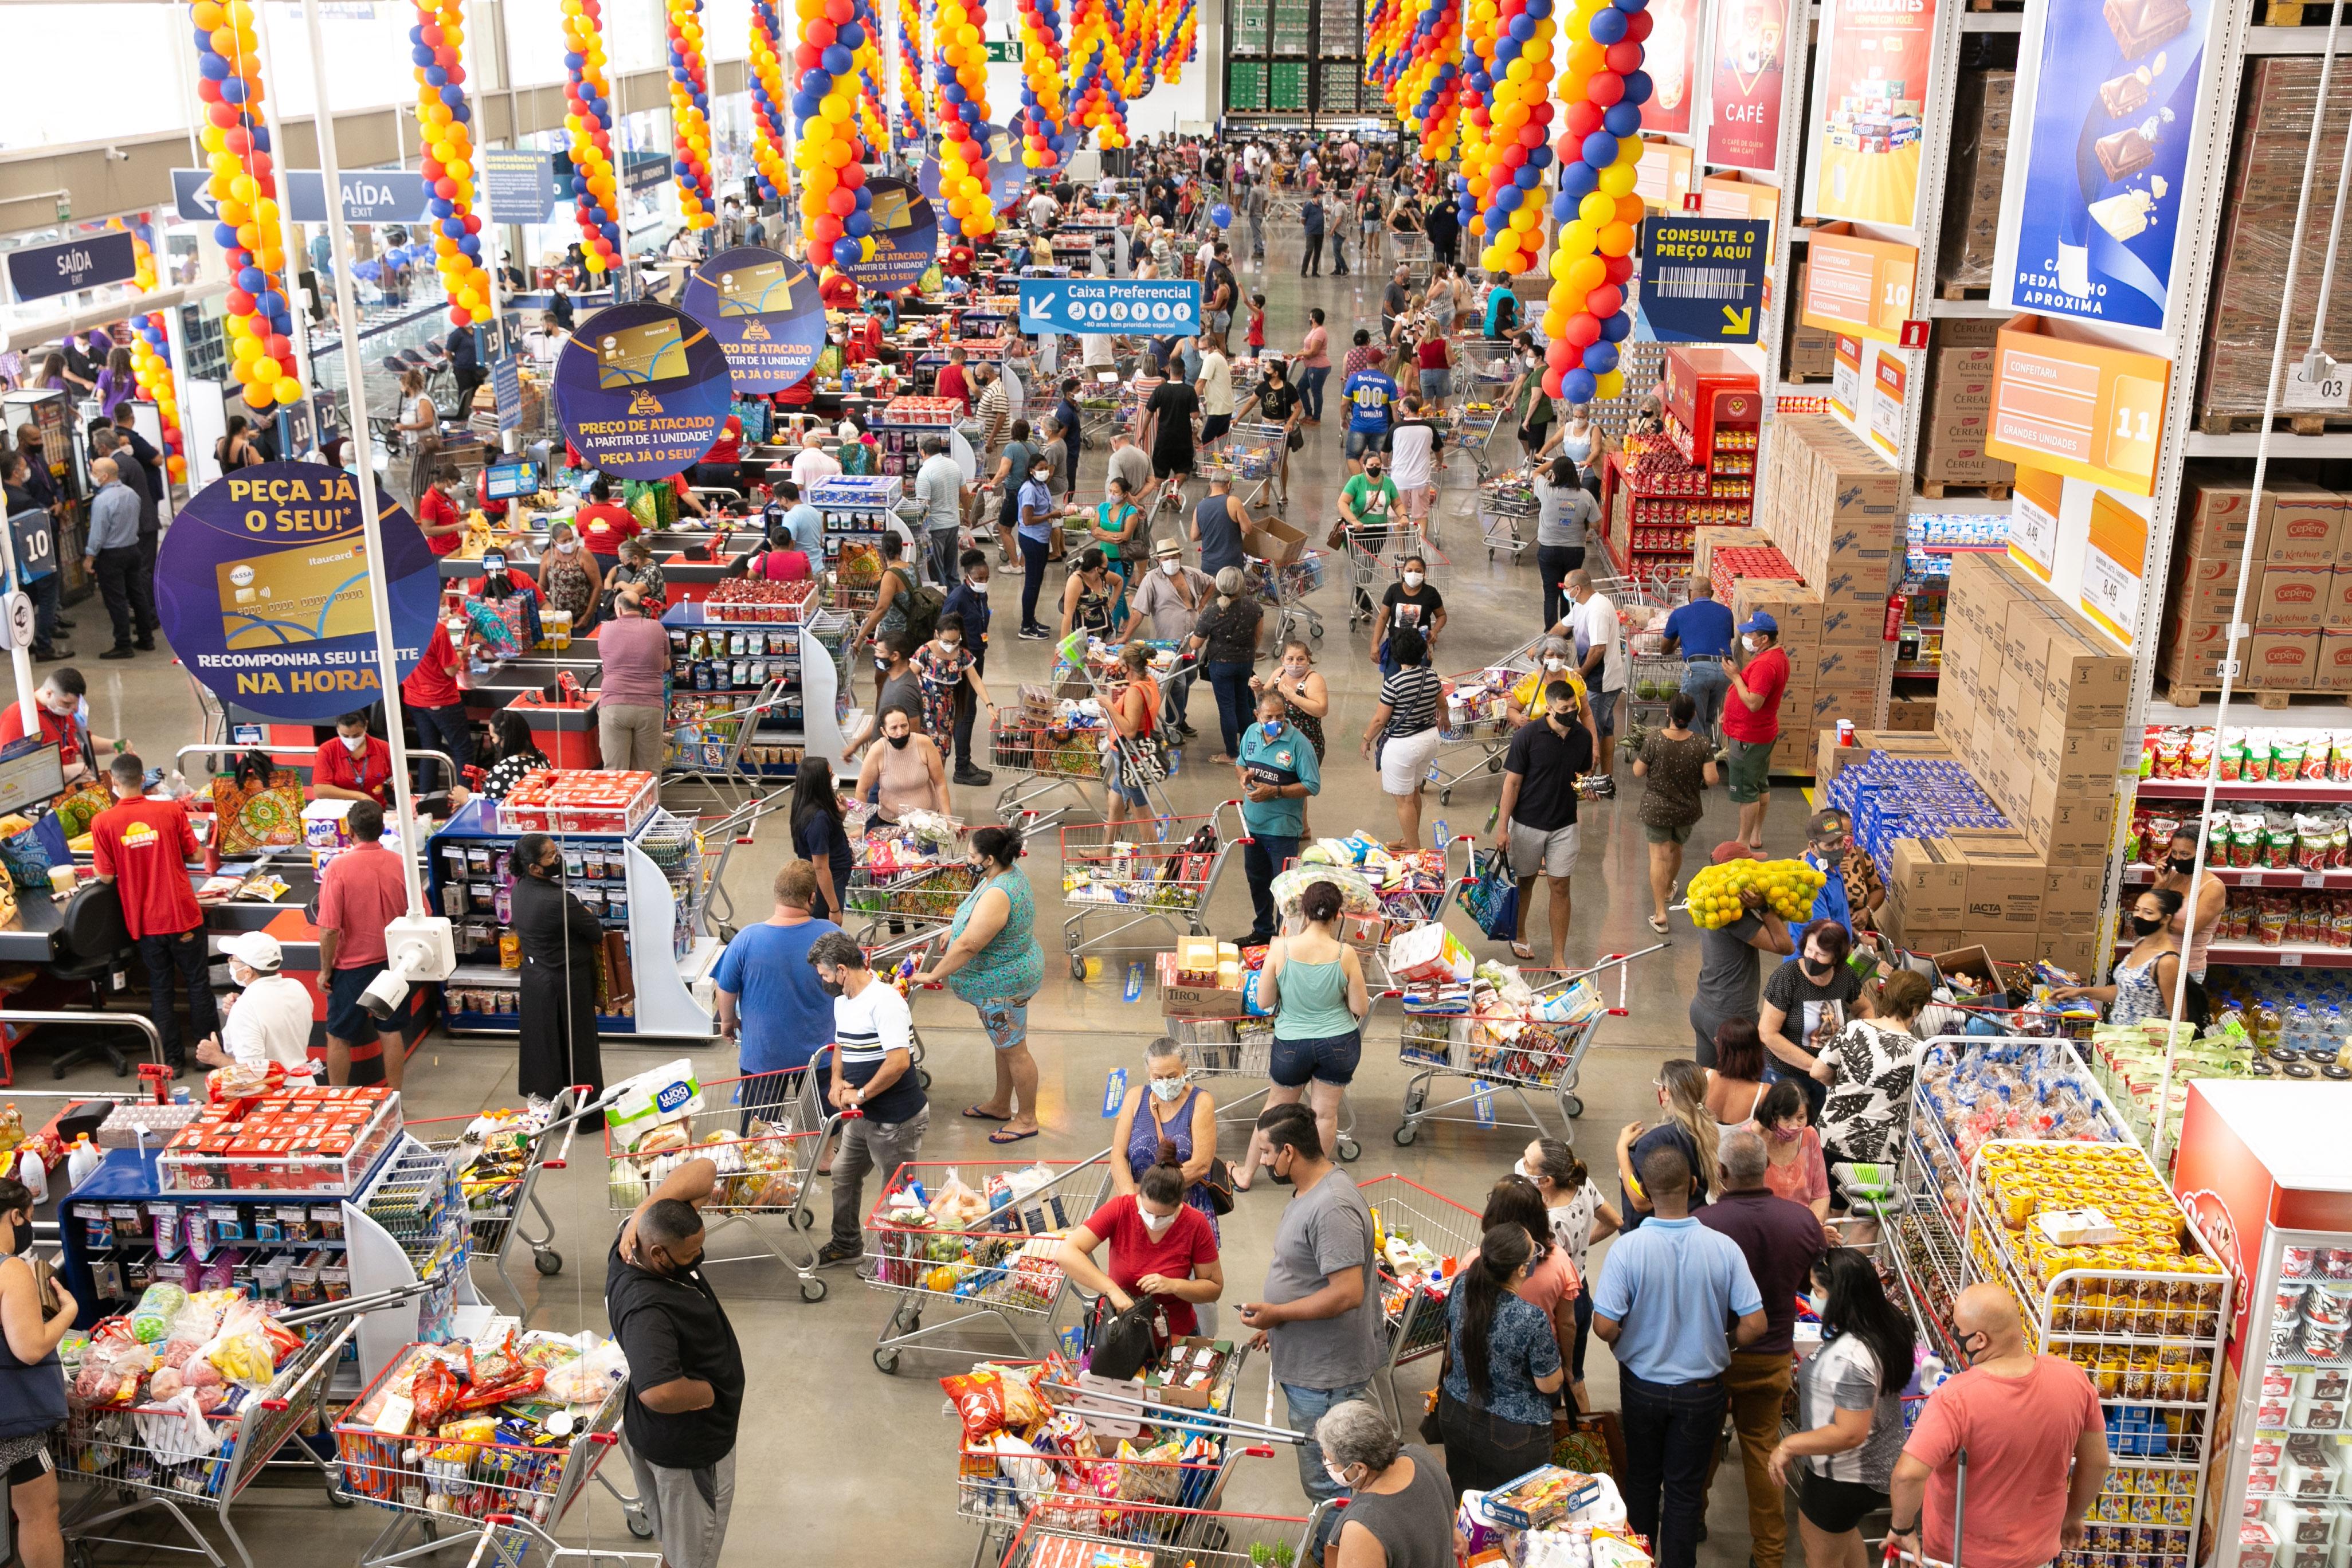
[2112,939,2352,969]
[2120,865,2352,889]
[2135,779,2352,803]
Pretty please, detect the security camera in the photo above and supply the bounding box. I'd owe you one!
[359,914,457,1021]
[104,147,130,163]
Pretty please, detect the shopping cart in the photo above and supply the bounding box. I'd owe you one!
[864,1154,1114,1374]
[1224,421,1291,514]
[403,1085,609,1319]
[1393,231,1433,287]
[1392,946,1663,1142]
[1441,393,1515,488]
[1157,1016,1363,1163]
[990,693,1168,824]
[1249,551,1327,648]
[1059,803,1247,981]
[605,1073,849,1304]
[994,1501,1338,1568]
[1341,521,1442,628]
[1475,471,1541,559]
[59,1315,362,1568]
[445,1512,659,1568]
[1356,1174,1483,1428]
[335,1338,648,1566]
[1618,653,1684,755]
[1426,638,1546,806]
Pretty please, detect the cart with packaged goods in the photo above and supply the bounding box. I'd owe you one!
[1059,804,1248,980]
[991,658,1180,826]
[444,1512,658,1568]
[1342,522,1440,628]
[995,1500,1338,1568]
[1223,421,1291,515]
[864,1154,1114,1374]
[1443,395,1514,489]
[1475,469,1539,558]
[1355,1175,1481,1426]
[1241,549,1327,648]
[334,1330,650,1567]
[403,1086,610,1318]
[1427,638,1546,805]
[844,812,986,941]
[1392,947,1662,1142]
[1276,835,1475,963]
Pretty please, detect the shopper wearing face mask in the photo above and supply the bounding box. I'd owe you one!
[1660,575,1736,746]
[1084,475,1144,582]
[1107,1037,1226,1256]
[913,613,997,789]
[2051,888,2194,1028]
[1253,638,1330,768]
[311,711,394,805]
[1312,1402,1454,1568]
[1103,644,1163,828]
[1235,691,1324,945]
[845,632,924,762]
[806,954,920,1240]
[1492,679,1594,966]
[1058,547,1131,644]
[1054,1142,1225,1349]
[0,1174,77,1568]
[194,931,316,1078]
[509,830,605,1116]
[1371,554,1445,677]
[1723,611,1790,849]
[853,704,951,822]
[595,587,669,773]
[915,824,1046,1144]
[0,669,114,786]
[1132,539,1217,738]
[2151,826,2225,989]
[1441,1216,1569,1498]
[1769,1248,1918,1568]
[537,522,600,633]
[1759,920,1861,1123]
[1016,452,1076,640]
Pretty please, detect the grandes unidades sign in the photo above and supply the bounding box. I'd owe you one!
[155,462,437,723]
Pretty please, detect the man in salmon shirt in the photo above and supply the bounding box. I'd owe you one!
[89,751,214,1074]
[313,712,394,805]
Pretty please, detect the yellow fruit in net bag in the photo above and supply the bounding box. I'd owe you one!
[1683,859,1824,928]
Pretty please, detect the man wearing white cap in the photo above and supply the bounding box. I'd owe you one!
[195,932,316,1079]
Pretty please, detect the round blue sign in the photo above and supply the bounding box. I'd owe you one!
[845,179,940,295]
[555,300,736,477]
[154,461,437,724]
[677,246,828,393]
[917,123,1032,217]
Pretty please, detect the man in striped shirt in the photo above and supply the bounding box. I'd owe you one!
[812,932,927,1268]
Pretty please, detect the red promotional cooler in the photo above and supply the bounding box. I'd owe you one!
[2171,1079,2352,1568]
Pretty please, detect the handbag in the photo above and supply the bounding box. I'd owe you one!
[1551,1409,1624,1479]
[1087,1294,1163,1381]
[210,750,304,856]
[1419,1332,1452,1445]
[1199,1158,1235,1216]
[1457,849,1522,942]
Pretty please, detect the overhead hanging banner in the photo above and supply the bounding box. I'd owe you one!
[5,232,139,303]
[1018,278,1202,336]
[1644,0,1702,135]
[555,301,736,477]
[677,247,828,392]
[1707,0,1790,174]
[1992,0,2225,334]
[154,463,436,723]
[844,178,942,293]
[1801,0,1937,230]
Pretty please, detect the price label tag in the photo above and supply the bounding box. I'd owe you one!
[2282,951,2305,967]
[2306,873,2327,889]
[2287,355,2352,413]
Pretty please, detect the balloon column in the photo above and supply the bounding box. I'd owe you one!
[410,0,493,327]
[795,0,879,266]
[1376,0,1412,110]
[128,315,189,487]
[893,0,926,145]
[1159,0,1196,81]
[1540,0,1646,401]
[1118,0,1155,100]
[666,0,717,230]
[1065,0,1128,147]
[1472,0,1553,275]
[560,0,622,275]
[748,0,791,202]
[930,0,997,238]
[1401,0,1463,158]
[852,0,890,155]
[189,0,302,413]
[1453,0,1499,248]
[109,217,159,292]
[1367,0,1397,104]
[1015,0,1071,173]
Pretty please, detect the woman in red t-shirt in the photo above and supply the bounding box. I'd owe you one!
[1053,1147,1223,1343]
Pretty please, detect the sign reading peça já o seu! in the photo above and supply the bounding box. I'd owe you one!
[154,462,438,723]
[555,300,735,478]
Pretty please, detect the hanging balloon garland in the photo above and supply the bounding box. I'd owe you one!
[1065,0,1128,148]
[190,0,301,414]
[1015,0,1071,174]
[665,0,717,230]
[130,315,189,488]
[1540,0,1646,401]
[1408,0,1463,157]
[852,0,891,155]
[109,217,160,293]
[1159,0,1196,81]
[1473,0,1553,275]
[931,0,999,238]
[1118,0,1155,101]
[560,0,622,275]
[795,0,879,267]
[1453,0,1500,252]
[894,0,927,146]
[748,0,791,202]
[410,0,493,327]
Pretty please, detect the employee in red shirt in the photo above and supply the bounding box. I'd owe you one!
[401,619,473,801]
[415,466,468,558]
[0,668,119,786]
[313,711,395,805]
[316,798,415,1089]
[935,346,973,413]
[943,242,976,279]
[89,751,213,1074]
[818,266,859,310]
[1723,611,1790,852]
[573,475,641,581]
[693,414,744,496]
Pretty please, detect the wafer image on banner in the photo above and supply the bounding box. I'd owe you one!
[713,258,795,317]
[595,319,695,387]
[215,532,376,649]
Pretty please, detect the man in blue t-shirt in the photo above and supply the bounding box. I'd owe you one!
[1661,577,1738,746]
[774,480,823,557]
[1340,364,1399,472]
[712,863,841,1113]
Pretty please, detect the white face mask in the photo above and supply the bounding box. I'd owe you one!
[1140,1207,1178,1238]
[1809,1288,1829,1318]
[1149,1072,1188,1101]
[1402,571,1424,588]
[1741,635,1760,653]
[1514,1158,1539,1182]
[342,734,368,754]
[558,539,579,554]
[1160,558,1181,577]
[1324,1461,1357,1492]
[1543,657,1567,672]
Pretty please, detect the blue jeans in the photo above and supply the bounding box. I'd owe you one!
[412,702,473,794]
[1680,659,1731,744]
[1018,532,1050,632]
[1618,1369,1728,1568]
[1205,659,1253,758]
[1242,831,1297,942]
[1299,366,1331,422]
[1282,1379,1374,1557]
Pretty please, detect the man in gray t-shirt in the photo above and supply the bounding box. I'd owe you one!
[1688,843,1796,1064]
[1238,1106,1381,1554]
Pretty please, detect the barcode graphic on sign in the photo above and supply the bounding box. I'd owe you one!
[1651,266,1750,297]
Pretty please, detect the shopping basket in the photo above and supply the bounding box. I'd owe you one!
[1058,804,1246,981]
[1357,1174,1482,1427]
[405,1084,609,1320]
[865,1154,1114,1374]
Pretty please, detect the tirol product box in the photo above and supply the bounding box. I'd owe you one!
[2255,566,2333,630]
[2316,633,2352,692]
[1887,697,1937,730]
[1732,581,1823,644]
[2247,631,2322,690]
[1808,685,1879,727]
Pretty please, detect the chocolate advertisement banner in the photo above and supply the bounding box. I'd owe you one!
[677,248,828,393]
[155,462,436,723]
[1708,0,1790,173]
[845,178,941,294]
[555,301,736,476]
[1802,0,1938,230]
[1993,0,2224,335]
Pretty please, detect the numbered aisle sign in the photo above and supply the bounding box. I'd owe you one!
[1018,279,1202,338]
[1986,317,2171,497]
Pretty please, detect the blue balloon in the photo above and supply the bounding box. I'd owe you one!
[821,45,852,72]
[213,222,241,248]
[237,266,265,293]
[199,53,229,80]
[1600,310,1633,342]
[1514,164,1542,190]
[1494,185,1522,212]
[1507,13,1535,38]
[839,20,864,46]
[1493,37,1519,62]
[1589,6,1627,41]
[1527,144,1554,170]
[250,127,269,152]
[1550,190,1577,221]
[256,291,285,317]
[845,212,873,237]
[425,64,447,86]
[1581,130,1620,167]
[439,83,464,106]
[1604,101,1642,135]
[1211,203,1233,227]
[565,50,584,69]
[1581,341,1618,374]
[831,237,862,266]
[1621,69,1652,104]
[220,77,247,104]
[854,184,872,208]
[1559,159,1599,198]
[1563,369,1598,402]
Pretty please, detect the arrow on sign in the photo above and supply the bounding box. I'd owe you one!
[1722,306,1754,336]
[1031,292,1057,316]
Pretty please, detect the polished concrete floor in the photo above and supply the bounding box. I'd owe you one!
[40,238,1819,1567]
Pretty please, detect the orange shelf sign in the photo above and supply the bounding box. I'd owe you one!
[1799,224,1919,344]
[1986,317,2171,497]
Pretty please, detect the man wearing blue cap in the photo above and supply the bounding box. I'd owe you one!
[1722,612,1789,851]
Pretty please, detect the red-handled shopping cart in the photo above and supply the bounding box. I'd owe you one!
[1156,1013,1364,1163]
[1356,1174,1483,1427]
[1059,805,1247,981]
[403,1084,610,1319]
[991,1499,1340,1568]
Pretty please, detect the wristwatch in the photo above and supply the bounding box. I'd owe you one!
[1891,1519,1920,1536]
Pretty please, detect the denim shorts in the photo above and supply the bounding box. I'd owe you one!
[326,963,385,1043]
[1269,1028,1361,1087]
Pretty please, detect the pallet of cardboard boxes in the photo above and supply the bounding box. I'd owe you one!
[2157,468,2352,701]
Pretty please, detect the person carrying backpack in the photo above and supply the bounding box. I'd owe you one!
[858,532,944,653]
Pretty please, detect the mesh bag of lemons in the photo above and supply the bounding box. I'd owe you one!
[1683,858,1827,928]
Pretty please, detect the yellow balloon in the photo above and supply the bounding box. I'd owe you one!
[1597,162,1637,197]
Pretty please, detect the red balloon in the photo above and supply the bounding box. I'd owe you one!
[1517,123,1544,147]
[795,42,822,67]
[827,187,856,215]
[1586,285,1621,317]
[265,334,292,358]
[1624,10,1653,40]
[463,213,481,233]
[434,177,457,198]
[208,102,240,128]
[1587,71,1623,105]
[449,307,471,327]
[824,0,852,21]
[1563,312,1601,348]
[198,78,223,103]
[807,240,830,266]
[1565,100,1604,137]
[1602,253,1635,285]
[838,160,865,188]
[421,157,445,180]
[1542,367,1566,399]
[420,23,441,44]
[809,19,836,43]
[225,289,254,315]
[446,62,465,84]
[1546,338,1575,369]
[1604,40,1642,70]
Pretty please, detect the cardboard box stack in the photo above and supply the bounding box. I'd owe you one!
[2157,469,2352,696]
[1935,69,2014,293]
[1935,552,2130,884]
[1786,260,1837,381]
[1916,319,2016,492]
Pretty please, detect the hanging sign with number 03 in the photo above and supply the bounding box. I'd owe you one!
[1985,318,2171,497]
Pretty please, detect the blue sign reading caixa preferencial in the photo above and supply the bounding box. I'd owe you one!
[1018,279,1201,338]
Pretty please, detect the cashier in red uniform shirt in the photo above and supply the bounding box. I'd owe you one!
[415,466,468,557]
[89,751,214,1074]
[574,476,641,578]
[313,712,395,805]
[401,620,475,802]
[0,668,120,786]
[819,266,860,310]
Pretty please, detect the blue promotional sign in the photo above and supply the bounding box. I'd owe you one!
[554,301,735,478]
[5,506,55,585]
[1018,278,1201,336]
[480,150,561,224]
[484,461,538,501]
[845,178,940,295]
[4,232,138,303]
[1636,217,1771,343]
[679,246,828,393]
[171,168,433,226]
[153,462,437,723]
[490,356,523,433]
[624,153,670,194]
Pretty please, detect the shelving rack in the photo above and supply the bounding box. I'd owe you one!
[1225,0,1366,123]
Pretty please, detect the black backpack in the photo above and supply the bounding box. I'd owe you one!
[892,565,944,646]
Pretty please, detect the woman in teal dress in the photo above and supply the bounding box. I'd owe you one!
[915,822,1047,1143]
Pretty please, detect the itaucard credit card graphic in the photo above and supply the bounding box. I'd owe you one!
[712,260,794,317]
[215,532,375,648]
[595,319,691,387]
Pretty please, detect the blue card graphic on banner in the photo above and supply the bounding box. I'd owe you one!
[153,462,436,723]
[846,178,940,295]
[679,246,828,393]
[1997,0,2217,331]
[555,301,735,477]
[1636,217,1771,342]
[1020,279,1201,336]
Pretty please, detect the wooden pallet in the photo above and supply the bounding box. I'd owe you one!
[2197,409,2352,437]
[1917,482,2014,501]
[2260,1,2347,22]
[2162,683,2350,711]
[1937,283,1994,300]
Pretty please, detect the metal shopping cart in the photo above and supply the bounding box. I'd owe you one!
[1342,520,1439,628]
[991,709,1119,823]
[1391,947,1663,1143]
[1157,1015,1363,1163]
[1249,551,1327,647]
[442,1513,658,1568]
[1440,386,1515,489]
[846,830,981,940]
[1475,470,1540,559]
[1426,638,1546,806]
[403,1086,609,1319]
[1059,804,1247,981]
[994,1501,1338,1568]
[1223,421,1291,515]
[1356,1175,1483,1426]
[864,1154,1114,1374]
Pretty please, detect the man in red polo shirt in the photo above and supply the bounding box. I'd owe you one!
[1723,611,1790,852]
[90,751,213,1074]
[313,712,394,805]
[0,668,119,786]
[574,476,641,579]
[401,620,473,802]
[415,466,468,558]
[316,799,413,1089]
